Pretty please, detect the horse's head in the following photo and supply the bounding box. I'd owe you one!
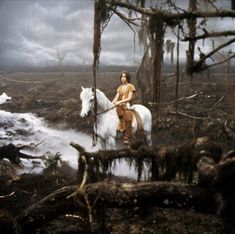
[80,87,95,118]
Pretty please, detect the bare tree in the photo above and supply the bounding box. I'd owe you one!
[56,48,68,77]
[94,0,235,110]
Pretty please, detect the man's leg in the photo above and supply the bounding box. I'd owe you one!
[116,106,126,132]
[123,111,133,144]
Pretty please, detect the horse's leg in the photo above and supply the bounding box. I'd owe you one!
[98,138,106,150]
[145,131,152,146]
[106,137,116,150]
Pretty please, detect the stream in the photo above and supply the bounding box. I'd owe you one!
[0,93,141,178]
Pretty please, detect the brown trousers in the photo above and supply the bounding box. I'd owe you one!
[117,105,132,139]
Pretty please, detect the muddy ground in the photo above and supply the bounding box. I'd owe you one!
[0,70,235,233]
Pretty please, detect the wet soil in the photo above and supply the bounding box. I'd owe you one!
[0,71,235,233]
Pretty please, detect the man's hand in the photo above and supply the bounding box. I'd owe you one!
[114,100,122,106]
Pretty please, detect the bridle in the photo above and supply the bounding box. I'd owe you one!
[88,90,117,116]
[88,99,117,116]
[88,89,117,147]
[96,105,117,115]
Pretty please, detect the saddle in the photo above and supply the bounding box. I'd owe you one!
[117,107,143,136]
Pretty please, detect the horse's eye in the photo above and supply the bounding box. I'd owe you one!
[89,99,93,103]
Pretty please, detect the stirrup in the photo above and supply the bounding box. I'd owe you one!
[123,137,129,144]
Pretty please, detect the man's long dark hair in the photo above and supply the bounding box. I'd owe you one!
[119,71,131,83]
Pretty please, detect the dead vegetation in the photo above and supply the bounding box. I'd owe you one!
[1,0,235,232]
[0,70,234,233]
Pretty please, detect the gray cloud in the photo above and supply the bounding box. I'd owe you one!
[0,0,140,68]
[0,0,234,68]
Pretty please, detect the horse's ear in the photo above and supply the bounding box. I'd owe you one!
[81,86,84,91]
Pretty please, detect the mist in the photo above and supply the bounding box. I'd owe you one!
[0,93,139,177]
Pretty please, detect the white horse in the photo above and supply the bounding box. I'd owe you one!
[80,87,152,149]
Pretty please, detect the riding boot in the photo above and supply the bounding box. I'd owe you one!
[116,106,126,132]
[117,117,126,132]
[123,111,132,144]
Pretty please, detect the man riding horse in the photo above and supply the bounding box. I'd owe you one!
[112,71,136,144]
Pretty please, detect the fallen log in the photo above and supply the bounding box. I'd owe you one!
[193,150,235,233]
[17,181,216,233]
[214,150,235,234]
[71,137,222,183]
[0,143,44,164]
[17,142,233,233]
[17,185,78,233]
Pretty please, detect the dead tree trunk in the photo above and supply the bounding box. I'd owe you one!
[175,24,180,107]
[186,0,197,80]
[17,181,216,233]
[151,15,164,110]
[214,151,235,234]
[136,0,153,105]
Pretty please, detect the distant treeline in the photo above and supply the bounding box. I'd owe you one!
[0,64,136,73]
[0,63,235,73]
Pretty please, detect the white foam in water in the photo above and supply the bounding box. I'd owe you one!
[0,92,11,104]
[0,110,100,172]
[0,107,138,178]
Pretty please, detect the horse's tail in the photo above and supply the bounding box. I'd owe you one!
[132,109,144,133]
[130,109,147,147]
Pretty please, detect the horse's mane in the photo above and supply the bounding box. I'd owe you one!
[95,89,114,110]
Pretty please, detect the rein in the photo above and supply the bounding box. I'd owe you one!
[96,105,117,115]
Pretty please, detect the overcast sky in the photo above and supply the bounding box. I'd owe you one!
[0,0,234,68]
[0,0,141,68]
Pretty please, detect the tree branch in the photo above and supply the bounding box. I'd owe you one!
[192,38,235,71]
[105,1,235,20]
[203,54,235,70]
[109,6,140,26]
[183,30,235,41]
[169,111,205,120]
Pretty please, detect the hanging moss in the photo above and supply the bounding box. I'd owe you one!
[75,137,222,185]
[93,0,110,70]
[93,0,112,145]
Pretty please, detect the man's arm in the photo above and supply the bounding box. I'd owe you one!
[112,92,120,104]
[114,91,134,105]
